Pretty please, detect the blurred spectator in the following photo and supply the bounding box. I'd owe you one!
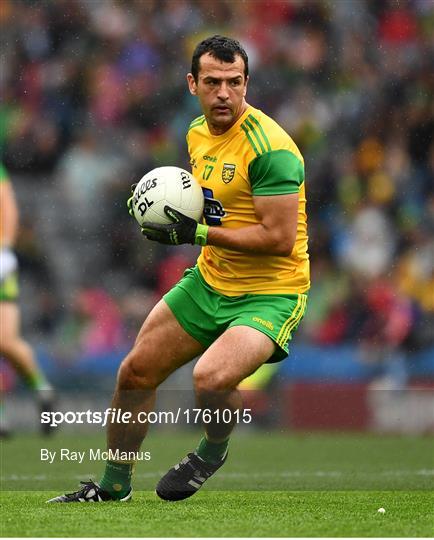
[311,274,414,388]
[53,287,124,362]
[339,203,396,279]
[75,288,124,356]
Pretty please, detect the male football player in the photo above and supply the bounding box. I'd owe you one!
[50,35,309,502]
[0,163,55,436]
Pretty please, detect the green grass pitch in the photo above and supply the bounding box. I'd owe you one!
[1,431,433,537]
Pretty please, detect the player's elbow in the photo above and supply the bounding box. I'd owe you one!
[269,231,295,257]
[262,222,296,256]
[273,242,294,257]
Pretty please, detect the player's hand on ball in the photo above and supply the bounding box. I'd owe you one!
[141,206,208,246]
[126,184,137,217]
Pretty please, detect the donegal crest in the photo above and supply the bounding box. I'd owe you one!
[222,163,236,184]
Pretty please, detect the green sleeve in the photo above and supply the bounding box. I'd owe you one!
[249,150,304,195]
[0,163,9,183]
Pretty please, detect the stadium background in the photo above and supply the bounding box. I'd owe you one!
[1,0,433,435]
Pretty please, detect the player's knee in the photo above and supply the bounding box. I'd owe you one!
[0,337,17,358]
[193,364,233,393]
[117,352,162,391]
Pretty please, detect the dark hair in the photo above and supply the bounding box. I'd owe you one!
[191,35,249,81]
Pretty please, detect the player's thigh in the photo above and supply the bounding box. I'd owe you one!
[193,325,276,391]
[0,302,20,347]
[125,299,206,383]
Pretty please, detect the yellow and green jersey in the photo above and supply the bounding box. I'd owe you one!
[187,105,309,296]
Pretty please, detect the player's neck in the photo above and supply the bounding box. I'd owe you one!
[208,101,249,136]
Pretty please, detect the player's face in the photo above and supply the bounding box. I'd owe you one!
[187,53,249,135]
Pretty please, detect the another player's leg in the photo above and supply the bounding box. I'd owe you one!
[0,383,11,438]
[0,302,55,435]
[48,299,205,502]
[156,325,275,501]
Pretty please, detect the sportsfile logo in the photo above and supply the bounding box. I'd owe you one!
[41,407,252,427]
[252,316,274,331]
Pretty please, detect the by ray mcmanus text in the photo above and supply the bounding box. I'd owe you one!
[40,448,152,464]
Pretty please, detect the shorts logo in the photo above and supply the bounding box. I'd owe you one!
[252,316,274,331]
[222,163,236,184]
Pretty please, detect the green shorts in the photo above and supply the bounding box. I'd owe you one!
[163,266,307,363]
[0,272,19,302]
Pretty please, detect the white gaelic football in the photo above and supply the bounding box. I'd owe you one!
[131,166,204,226]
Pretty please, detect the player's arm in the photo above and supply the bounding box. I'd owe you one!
[0,180,19,248]
[206,193,298,256]
[0,168,19,281]
[139,148,303,254]
[207,147,304,255]
[139,193,298,256]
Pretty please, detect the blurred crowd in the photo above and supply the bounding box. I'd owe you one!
[1,0,433,374]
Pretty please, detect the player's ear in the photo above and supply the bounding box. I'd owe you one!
[187,73,197,95]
